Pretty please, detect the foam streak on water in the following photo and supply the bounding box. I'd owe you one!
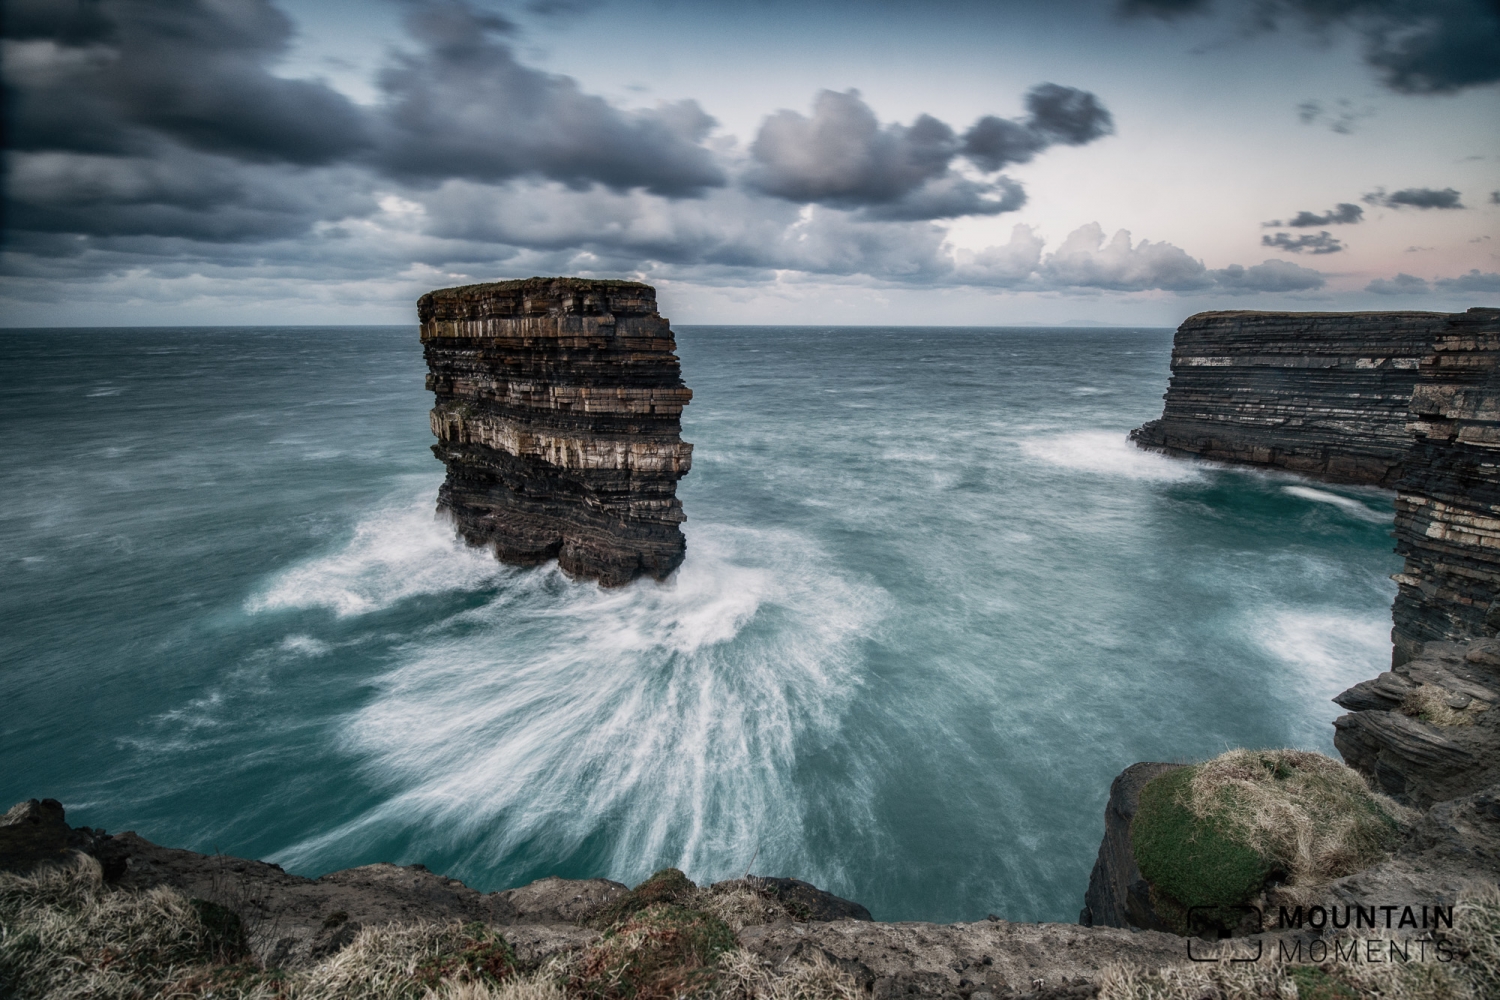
[267,517,887,883]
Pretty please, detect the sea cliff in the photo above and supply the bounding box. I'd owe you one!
[1393,309,1500,662]
[1134,307,1500,660]
[421,277,693,586]
[1129,310,1445,486]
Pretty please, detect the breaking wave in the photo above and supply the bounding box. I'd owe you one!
[1017,429,1203,481]
[272,517,891,887]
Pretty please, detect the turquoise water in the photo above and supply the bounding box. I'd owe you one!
[0,325,1399,923]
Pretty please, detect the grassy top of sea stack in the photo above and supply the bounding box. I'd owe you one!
[420,277,656,300]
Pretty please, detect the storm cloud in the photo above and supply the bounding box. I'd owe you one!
[2,0,726,248]
[746,84,1112,220]
[1364,187,1467,209]
[1262,231,1345,254]
[373,1,724,195]
[1120,0,1500,94]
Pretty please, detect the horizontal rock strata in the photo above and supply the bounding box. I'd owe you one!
[1333,638,1500,810]
[1392,308,1500,660]
[1130,310,1448,485]
[420,277,692,586]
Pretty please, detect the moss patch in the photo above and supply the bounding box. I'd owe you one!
[591,869,699,929]
[1131,767,1275,912]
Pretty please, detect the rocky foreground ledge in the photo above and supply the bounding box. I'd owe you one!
[0,798,1190,1000]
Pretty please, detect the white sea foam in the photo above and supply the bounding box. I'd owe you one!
[279,634,331,657]
[1018,430,1201,482]
[1253,609,1392,746]
[246,495,503,617]
[274,522,890,886]
[1282,486,1389,523]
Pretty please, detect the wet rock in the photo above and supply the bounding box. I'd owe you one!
[420,277,693,587]
[1078,762,1183,930]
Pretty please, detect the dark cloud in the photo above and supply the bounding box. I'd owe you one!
[960,83,1113,171]
[1262,231,1345,254]
[1118,0,1500,94]
[2,0,733,249]
[1435,270,1500,292]
[1366,273,1431,294]
[1262,203,1363,227]
[1295,99,1373,133]
[373,1,724,195]
[1023,83,1116,146]
[1210,259,1327,293]
[1363,187,1466,209]
[746,84,1111,220]
[4,0,371,165]
[1291,203,1363,226]
[1491,191,1500,204]
[5,148,378,243]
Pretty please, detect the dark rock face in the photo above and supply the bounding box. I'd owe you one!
[1321,782,1500,911]
[748,876,873,922]
[420,277,693,587]
[0,797,127,879]
[1130,310,1446,485]
[1078,762,1182,930]
[1333,638,1500,810]
[1391,307,1500,661]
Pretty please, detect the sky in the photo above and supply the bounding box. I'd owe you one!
[2,0,1498,326]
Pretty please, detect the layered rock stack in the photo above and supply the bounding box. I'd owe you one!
[420,278,693,587]
[1130,310,1447,486]
[1392,308,1500,661]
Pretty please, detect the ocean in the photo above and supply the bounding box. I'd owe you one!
[0,324,1399,923]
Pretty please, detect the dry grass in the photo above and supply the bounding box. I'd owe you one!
[714,948,862,1000]
[1399,686,1487,727]
[1184,749,1412,893]
[697,882,797,933]
[0,854,243,1000]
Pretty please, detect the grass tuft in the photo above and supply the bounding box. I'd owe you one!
[591,870,700,930]
[1400,685,1487,727]
[571,903,736,1000]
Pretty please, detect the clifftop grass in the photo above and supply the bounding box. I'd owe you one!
[1132,749,1410,915]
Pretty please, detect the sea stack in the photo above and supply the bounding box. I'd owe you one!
[1130,310,1447,486]
[420,277,692,586]
[1392,307,1500,662]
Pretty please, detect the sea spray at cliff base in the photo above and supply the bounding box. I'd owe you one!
[0,325,1399,923]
